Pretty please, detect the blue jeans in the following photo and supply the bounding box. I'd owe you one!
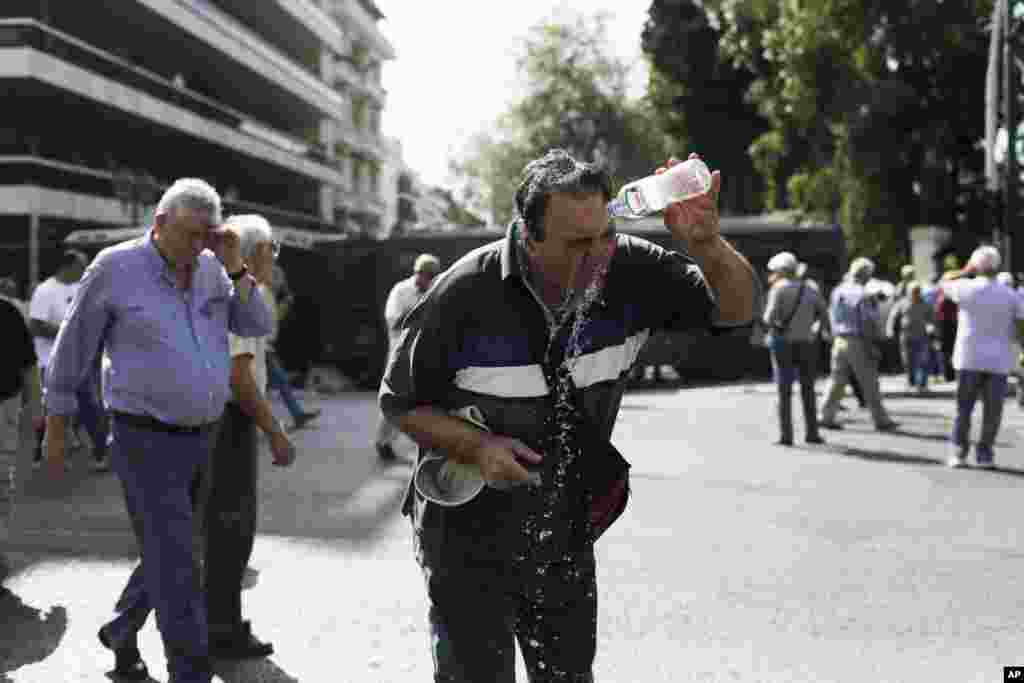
[952,370,1008,455]
[902,336,929,389]
[266,353,303,421]
[103,417,217,683]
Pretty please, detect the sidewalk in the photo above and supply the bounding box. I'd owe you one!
[3,376,1024,682]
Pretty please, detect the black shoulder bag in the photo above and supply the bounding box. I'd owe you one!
[768,281,806,352]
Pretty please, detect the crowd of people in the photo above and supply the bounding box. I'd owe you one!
[1,145,1022,681]
[763,246,1024,469]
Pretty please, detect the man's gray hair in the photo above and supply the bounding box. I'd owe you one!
[155,178,222,225]
[225,214,274,261]
[968,245,1001,275]
[849,257,875,282]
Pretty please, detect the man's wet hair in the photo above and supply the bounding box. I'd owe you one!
[513,149,612,242]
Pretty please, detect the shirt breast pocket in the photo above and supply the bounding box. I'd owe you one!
[198,294,230,345]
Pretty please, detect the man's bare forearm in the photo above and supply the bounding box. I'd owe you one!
[396,406,488,465]
[233,371,285,438]
[687,236,757,324]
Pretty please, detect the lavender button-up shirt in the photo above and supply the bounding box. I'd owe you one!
[45,231,273,426]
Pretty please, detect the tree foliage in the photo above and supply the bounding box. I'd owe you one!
[645,0,995,276]
[641,0,770,213]
[450,12,671,226]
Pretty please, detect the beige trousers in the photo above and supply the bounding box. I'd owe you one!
[820,336,892,427]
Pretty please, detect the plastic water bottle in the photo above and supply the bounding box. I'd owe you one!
[607,157,712,219]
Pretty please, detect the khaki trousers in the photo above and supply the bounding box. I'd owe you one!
[820,336,892,427]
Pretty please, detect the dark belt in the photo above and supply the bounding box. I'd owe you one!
[112,411,218,435]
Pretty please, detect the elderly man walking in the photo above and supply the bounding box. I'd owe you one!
[202,214,296,660]
[374,253,441,461]
[43,179,273,683]
[762,251,830,445]
[941,247,1024,468]
[819,257,899,431]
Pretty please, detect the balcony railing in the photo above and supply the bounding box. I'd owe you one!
[0,155,341,233]
[0,19,343,173]
[175,0,339,106]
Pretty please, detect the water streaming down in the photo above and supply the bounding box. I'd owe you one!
[519,238,615,560]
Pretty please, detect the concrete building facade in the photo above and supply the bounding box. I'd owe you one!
[0,0,393,293]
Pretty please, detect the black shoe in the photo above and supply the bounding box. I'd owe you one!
[819,420,843,430]
[292,409,322,431]
[774,437,793,447]
[98,626,149,681]
[805,434,826,445]
[210,621,274,660]
[376,443,397,461]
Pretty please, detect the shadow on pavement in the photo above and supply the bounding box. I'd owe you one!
[0,580,67,682]
[829,444,942,467]
[214,657,299,683]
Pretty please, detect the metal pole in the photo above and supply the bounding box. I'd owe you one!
[1005,0,1017,269]
[28,212,39,292]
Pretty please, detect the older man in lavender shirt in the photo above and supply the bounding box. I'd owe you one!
[43,179,273,683]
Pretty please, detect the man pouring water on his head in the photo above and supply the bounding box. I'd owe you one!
[379,149,758,681]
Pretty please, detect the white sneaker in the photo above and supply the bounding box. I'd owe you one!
[946,448,968,468]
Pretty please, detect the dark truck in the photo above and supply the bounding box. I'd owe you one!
[290,212,847,388]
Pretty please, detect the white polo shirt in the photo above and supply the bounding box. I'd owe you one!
[228,285,271,396]
[29,276,80,368]
[942,277,1024,374]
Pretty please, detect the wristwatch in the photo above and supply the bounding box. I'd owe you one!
[227,264,249,281]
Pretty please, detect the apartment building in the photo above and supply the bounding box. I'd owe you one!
[0,0,393,291]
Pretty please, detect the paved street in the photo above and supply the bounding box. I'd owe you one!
[3,377,1024,682]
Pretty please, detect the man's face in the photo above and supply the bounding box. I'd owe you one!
[414,270,436,292]
[527,191,615,292]
[155,206,216,268]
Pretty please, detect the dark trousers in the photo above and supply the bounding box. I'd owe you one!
[770,340,820,441]
[424,551,597,683]
[953,370,1008,453]
[103,417,217,683]
[202,402,259,635]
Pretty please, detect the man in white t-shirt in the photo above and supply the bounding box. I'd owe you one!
[941,247,1024,468]
[28,250,110,470]
[200,214,296,660]
[374,253,441,461]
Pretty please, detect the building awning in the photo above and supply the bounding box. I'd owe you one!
[64,225,349,251]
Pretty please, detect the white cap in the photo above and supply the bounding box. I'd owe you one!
[849,257,875,280]
[968,246,1001,274]
[767,251,798,274]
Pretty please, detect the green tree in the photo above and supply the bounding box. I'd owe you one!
[642,0,770,213]
[696,0,993,275]
[451,11,670,226]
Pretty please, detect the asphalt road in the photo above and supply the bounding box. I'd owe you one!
[3,377,1024,682]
